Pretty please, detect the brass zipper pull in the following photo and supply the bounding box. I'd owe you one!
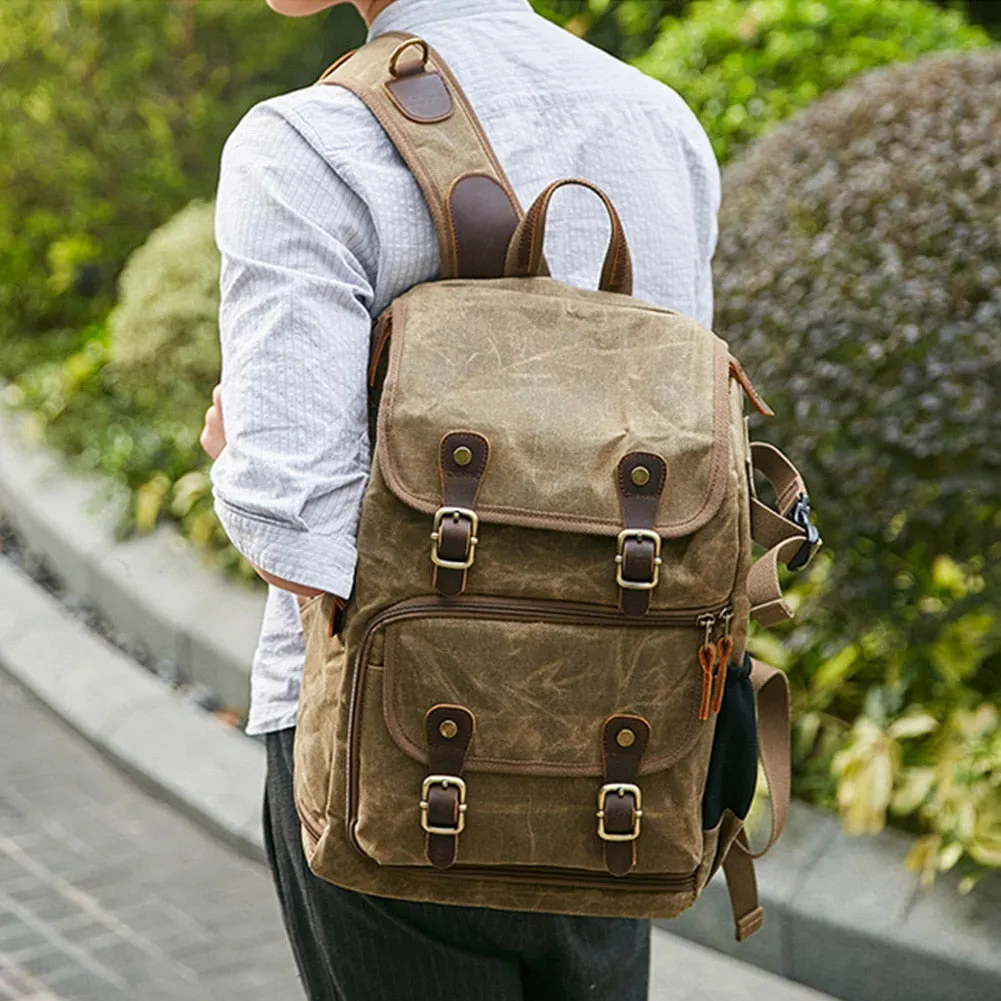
[696,612,718,722]
[711,606,734,715]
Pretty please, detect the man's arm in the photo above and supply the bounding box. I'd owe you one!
[202,384,322,598]
[211,100,377,601]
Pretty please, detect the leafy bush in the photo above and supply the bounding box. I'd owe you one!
[535,0,687,60]
[717,49,1001,619]
[109,200,221,399]
[725,50,1001,882]
[7,321,250,581]
[0,0,335,379]
[635,0,989,163]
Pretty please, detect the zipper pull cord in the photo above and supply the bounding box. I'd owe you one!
[711,607,735,715]
[697,613,718,722]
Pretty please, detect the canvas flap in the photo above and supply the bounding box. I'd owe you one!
[376,278,731,539]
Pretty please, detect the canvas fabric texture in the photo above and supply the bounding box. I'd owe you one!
[291,34,819,938]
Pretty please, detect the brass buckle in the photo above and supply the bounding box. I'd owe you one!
[419,775,468,836]
[430,507,480,571]
[614,530,663,591]
[596,783,643,842]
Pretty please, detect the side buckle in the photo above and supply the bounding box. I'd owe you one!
[596,783,643,842]
[419,775,468,836]
[785,494,821,571]
[615,530,663,591]
[430,507,480,571]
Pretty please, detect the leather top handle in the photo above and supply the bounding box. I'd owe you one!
[504,178,633,296]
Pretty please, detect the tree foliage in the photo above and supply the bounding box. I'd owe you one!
[0,0,334,378]
[725,51,1001,881]
[635,0,989,163]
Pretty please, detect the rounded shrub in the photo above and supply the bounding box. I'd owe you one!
[635,0,990,163]
[109,200,221,401]
[714,49,1001,624]
[0,0,348,377]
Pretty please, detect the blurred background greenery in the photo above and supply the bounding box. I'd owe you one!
[1,0,998,887]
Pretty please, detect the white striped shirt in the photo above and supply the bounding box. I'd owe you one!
[212,0,720,735]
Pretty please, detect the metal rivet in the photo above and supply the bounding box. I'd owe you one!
[630,465,651,487]
[439,719,459,739]
[616,728,636,748]
[452,446,473,467]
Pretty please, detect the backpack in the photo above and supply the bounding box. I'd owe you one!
[292,33,821,941]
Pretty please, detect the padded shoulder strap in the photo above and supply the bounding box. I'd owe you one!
[320,33,522,280]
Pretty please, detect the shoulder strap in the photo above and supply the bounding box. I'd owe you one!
[320,33,522,280]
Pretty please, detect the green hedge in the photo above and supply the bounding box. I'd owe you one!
[721,50,1001,883]
[635,0,989,163]
[0,0,339,380]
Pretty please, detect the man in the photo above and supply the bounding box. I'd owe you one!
[205,0,719,997]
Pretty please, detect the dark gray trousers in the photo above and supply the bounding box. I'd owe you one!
[264,727,650,1001]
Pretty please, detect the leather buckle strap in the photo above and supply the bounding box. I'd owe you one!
[432,432,489,596]
[615,529,663,591]
[419,775,468,836]
[597,783,643,842]
[430,507,479,571]
[615,453,667,617]
[421,705,475,869]
[599,715,650,876]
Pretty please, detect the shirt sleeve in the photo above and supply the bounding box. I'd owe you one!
[688,132,721,331]
[211,100,377,600]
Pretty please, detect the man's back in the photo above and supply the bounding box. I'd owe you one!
[213,0,720,736]
[213,2,722,996]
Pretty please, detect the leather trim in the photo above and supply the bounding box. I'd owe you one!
[599,714,651,876]
[616,452,668,618]
[446,174,520,279]
[384,71,454,124]
[422,703,475,869]
[432,431,489,596]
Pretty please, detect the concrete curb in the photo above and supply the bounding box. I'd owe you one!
[0,407,266,714]
[663,794,1001,1001]
[0,557,266,862]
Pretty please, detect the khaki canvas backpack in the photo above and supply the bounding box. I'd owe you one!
[293,34,821,941]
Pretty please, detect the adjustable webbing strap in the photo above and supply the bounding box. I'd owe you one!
[747,442,821,626]
[320,33,523,280]
[721,657,791,941]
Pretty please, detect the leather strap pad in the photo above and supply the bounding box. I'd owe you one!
[321,34,522,281]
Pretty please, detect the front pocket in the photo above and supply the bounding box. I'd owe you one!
[348,596,725,881]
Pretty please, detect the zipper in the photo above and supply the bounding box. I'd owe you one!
[398,863,696,893]
[342,594,728,886]
[696,612,718,721]
[711,606,735,715]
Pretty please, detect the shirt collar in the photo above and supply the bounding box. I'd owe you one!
[368,0,533,40]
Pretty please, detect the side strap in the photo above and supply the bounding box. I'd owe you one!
[721,657,790,942]
[320,33,522,280]
[722,830,764,941]
[747,442,821,626]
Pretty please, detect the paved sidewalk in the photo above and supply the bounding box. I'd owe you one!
[0,670,842,1001]
[0,675,299,1001]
